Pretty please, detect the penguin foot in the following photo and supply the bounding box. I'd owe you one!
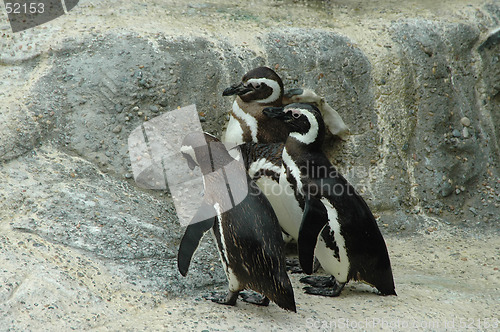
[240,291,270,307]
[303,286,343,297]
[300,275,336,287]
[300,276,345,297]
[283,88,322,105]
[203,291,239,306]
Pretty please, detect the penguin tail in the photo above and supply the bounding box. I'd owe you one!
[375,266,397,296]
[363,267,397,296]
[377,281,397,296]
[274,293,297,313]
[272,281,297,313]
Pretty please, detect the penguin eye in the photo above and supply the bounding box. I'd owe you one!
[292,112,301,119]
[254,83,261,89]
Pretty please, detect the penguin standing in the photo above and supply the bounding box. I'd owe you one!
[177,132,296,312]
[263,103,396,297]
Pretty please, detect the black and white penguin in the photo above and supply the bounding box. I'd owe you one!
[177,132,296,312]
[263,103,396,297]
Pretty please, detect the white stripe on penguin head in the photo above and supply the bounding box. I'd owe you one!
[246,78,281,104]
[289,109,319,145]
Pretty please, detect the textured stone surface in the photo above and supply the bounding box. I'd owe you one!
[0,0,499,329]
[0,145,225,296]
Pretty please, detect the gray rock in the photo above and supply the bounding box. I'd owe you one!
[112,125,122,133]
[1,145,224,295]
[460,117,471,127]
[390,18,498,222]
[469,207,478,216]
[462,127,470,138]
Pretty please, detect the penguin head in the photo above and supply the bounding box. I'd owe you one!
[222,66,284,105]
[263,103,325,146]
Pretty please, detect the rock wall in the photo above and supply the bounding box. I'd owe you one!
[0,1,499,324]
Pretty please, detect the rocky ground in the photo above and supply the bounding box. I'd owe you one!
[0,0,499,330]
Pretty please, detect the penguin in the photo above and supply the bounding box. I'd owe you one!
[262,103,396,297]
[222,66,350,145]
[177,132,296,312]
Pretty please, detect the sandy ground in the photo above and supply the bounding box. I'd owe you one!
[104,230,500,331]
[2,215,498,331]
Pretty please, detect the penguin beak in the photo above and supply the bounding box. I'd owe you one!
[222,82,253,96]
[263,107,290,121]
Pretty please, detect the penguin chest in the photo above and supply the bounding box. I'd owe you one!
[223,115,244,145]
[248,159,285,227]
[277,168,303,240]
[223,100,258,144]
[314,198,350,283]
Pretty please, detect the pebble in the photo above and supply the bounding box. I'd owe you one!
[452,129,461,137]
[125,173,133,179]
[440,182,453,197]
[462,127,469,138]
[114,104,123,113]
[112,125,122,134]
[150,105,159,113]
[469,207,478,216]
[460,117,471,127]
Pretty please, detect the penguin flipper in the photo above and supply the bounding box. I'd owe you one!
[298,195,328,275]
[177,216,215,276]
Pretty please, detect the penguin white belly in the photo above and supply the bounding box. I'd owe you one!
[212,204,241,292]
[222,114,244,145]
[255,176,291,239]
[247,158,287,231]
[277,170,303,240]
[314,198,349,283]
